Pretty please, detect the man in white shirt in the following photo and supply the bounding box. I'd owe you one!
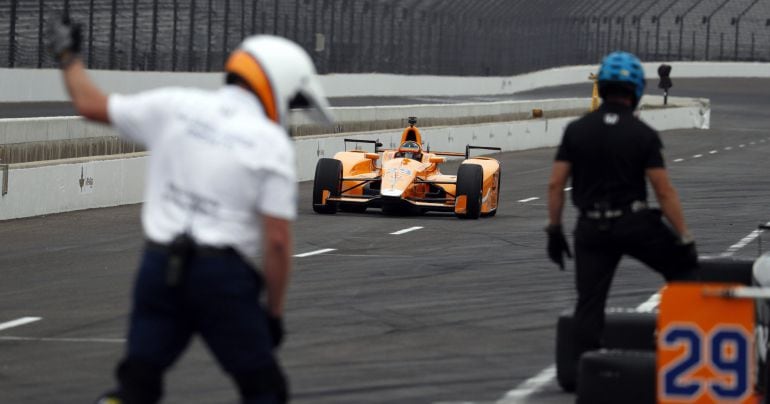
[48,16,333,404]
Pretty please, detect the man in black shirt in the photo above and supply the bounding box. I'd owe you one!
[545,51,698,367]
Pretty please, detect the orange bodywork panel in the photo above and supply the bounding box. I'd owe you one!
[657,283,758,404]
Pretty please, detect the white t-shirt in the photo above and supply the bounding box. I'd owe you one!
[108,86,297,258]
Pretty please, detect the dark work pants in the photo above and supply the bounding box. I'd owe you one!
[572,209,698,365]
[115,247,286,404]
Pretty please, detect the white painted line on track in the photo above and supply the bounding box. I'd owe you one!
[720,228,766,257]
[693,154,703,158]
[293,248,336,258]
[751,142,756,145]
[725,146,733,150]
[390,226,423,235]
[564,187,572,191]
[709,150,718,154]
[0,335,125,343]
[518,197,539,203]
[740,144,746,148]
[495,365,556,403]
[636,293,661,312]
[0,317,41,332]
[673,158,685,163]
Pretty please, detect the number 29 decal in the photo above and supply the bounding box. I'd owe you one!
[659,323,751,402]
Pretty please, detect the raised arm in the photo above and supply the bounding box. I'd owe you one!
[48,17,109,123]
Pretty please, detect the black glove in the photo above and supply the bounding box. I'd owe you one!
[267,315,284,348]
[677,233,698,269]
[46,14,82,64]
[546,224,572,270]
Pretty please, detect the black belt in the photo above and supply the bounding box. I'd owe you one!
[580,201,648,220]
[145,239,236,256]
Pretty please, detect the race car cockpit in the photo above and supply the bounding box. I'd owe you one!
[395,140,423,161]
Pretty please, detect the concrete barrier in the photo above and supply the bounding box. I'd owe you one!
[0,97,709,221]
[1,61,767,102]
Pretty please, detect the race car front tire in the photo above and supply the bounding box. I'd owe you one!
[455,164,483,219]
[313,158,342,214]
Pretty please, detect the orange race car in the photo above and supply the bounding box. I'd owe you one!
[312,117,501,219]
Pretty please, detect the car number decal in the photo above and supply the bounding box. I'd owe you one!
[658,283,755,404]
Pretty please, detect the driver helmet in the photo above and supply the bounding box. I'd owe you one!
[397,140,422,160]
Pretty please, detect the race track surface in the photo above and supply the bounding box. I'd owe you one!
[2,79,770,403]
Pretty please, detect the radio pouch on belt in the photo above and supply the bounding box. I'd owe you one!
[167,233,195,287]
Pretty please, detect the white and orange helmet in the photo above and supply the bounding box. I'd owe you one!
[225,35,333,127]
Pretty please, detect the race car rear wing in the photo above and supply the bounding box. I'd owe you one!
[344,138,383,153]
[434,145,502,159]
[465,145,502,159]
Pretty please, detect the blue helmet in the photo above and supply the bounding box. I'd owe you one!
[597,51,646,106]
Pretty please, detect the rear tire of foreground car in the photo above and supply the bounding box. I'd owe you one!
[576,349,656,404]
[455,164,483,219]
[555,308,657,392]
[697,255,755,285]
[312,158,342,214]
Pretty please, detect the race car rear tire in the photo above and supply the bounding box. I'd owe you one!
[455,164,483,219]
[556,308,657,392]
[697,255,755,286]
[576,349,656,404]
[313,158,342,214]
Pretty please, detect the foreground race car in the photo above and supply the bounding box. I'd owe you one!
[312,117,501,219]
[556,250,770,404]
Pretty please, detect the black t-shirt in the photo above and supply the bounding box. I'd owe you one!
[555,102,665,211]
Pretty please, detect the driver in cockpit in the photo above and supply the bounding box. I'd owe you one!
[395,140,423,161]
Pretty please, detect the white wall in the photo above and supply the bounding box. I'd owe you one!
[0,99,709,221]
[1,61,767,102]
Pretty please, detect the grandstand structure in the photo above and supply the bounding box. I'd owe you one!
[1,0,768,75]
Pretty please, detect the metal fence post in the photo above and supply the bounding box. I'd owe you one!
[676,0,705,61]
[132,0,138,70]
[38,0,45,68]
[705,0,732,61]
[88,0,95,67]
[273,0,280,35]
[172,0,178,71]
[224,0,230,67]
[9,0,17,68]
[734,0,760,61]
[188,0,196,71]
[151,0,158,70]
[206,0,213,71]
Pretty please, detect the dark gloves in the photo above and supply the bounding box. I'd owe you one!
[46,14,82,64]
[267,314,284,348]
[677,233,698,269]
[546,224,572,270]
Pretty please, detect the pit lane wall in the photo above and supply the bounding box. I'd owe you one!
[0,96,709,220]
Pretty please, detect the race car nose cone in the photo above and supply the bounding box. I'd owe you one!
[381,189,403,197]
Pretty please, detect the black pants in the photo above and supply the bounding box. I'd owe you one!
[572,209,698,363]
[113,246,287,404]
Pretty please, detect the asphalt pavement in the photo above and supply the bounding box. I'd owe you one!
[1,79,769,403]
